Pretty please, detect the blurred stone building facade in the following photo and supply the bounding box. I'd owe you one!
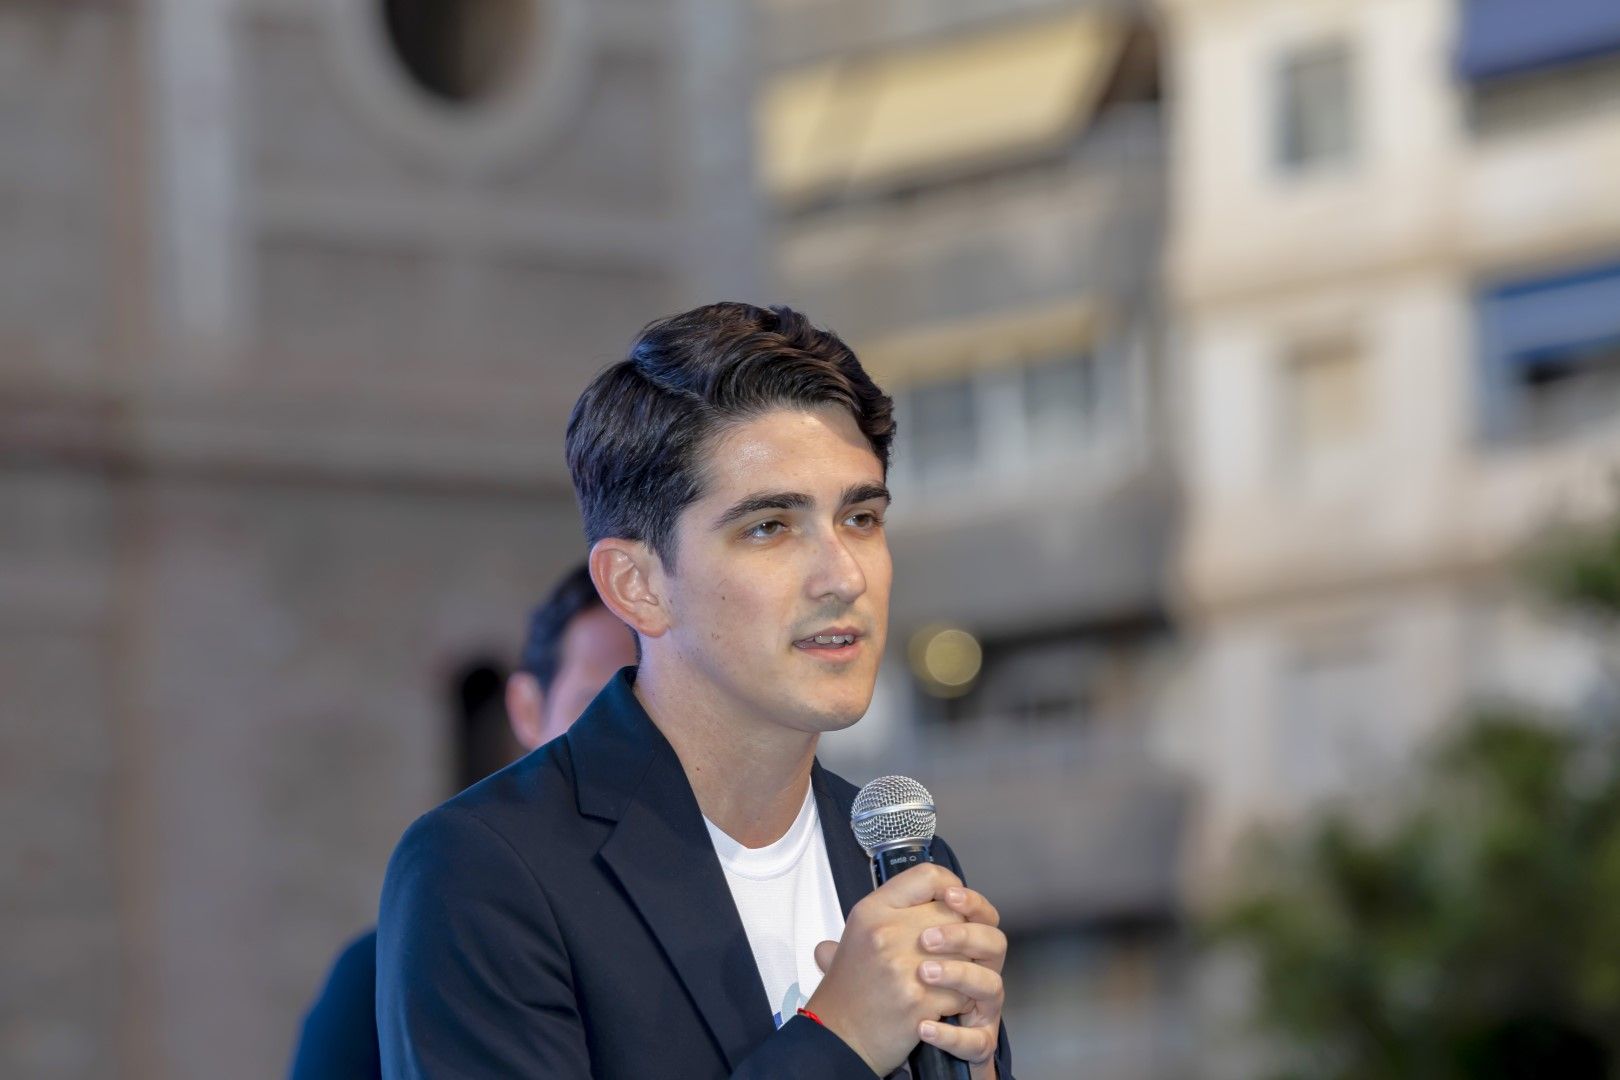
[1161,0,1620,892]
[1,1,755,1076]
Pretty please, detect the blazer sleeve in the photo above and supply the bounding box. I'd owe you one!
[376,806,592,1079]
[728,1014,881,1079]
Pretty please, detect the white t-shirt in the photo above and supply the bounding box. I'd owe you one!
[704,786,847,1028]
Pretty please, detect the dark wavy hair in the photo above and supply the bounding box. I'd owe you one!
[565,302,894,570]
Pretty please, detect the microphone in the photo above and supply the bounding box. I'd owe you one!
[851,776,972,1080]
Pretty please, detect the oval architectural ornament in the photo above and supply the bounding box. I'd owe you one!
[322,0,590,175]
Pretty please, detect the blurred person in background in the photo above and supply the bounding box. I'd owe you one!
[287,564,635,1080]
[377,303,1012,1079]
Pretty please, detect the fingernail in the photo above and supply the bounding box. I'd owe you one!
[922,927,944,948]
[947,887,965,904]
[920,1022,938,1040]
[921,961,942,980]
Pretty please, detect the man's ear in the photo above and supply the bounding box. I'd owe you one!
[505,672,546,751]
[589,538,670,641]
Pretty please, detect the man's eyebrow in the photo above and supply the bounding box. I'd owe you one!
[841,482,892,508]
[711,491,813,530]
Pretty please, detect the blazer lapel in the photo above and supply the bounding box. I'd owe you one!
[813,763,877,917]
[571,672,776,1072]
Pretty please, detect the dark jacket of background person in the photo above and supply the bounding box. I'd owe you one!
[288,930,381,1080]
[377,668,1014,1078]
[289,563,632,1079]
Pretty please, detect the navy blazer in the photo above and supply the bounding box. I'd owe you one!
[289,929,382,1080]
[377,668,1014,1078]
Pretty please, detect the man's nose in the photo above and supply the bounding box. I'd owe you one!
[809,529,866,605]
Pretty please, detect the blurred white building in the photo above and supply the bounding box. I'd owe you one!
[1161,0,1620,891]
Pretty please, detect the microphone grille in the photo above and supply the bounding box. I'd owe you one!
[850,775,937,855]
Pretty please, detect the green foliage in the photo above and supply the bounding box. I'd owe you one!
[1531,515,1620,623]
[1215,716,1620,1078]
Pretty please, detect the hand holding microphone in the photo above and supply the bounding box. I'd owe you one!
[805,777,1007,1079]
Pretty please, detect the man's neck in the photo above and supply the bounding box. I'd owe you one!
[632,658,818,848]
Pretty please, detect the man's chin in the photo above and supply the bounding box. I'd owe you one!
[792,692,872,735]
[814,709,865,734]
[762,661,879,734]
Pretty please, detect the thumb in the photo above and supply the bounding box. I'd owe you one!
[813,939,838,974]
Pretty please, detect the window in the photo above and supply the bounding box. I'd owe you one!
[907,376,979,484]
[324,0,588,173]
[450,658,517,794]
[1518,340,1620,441]
[895,342,1116,490]
[925,626,1167,729]
[1276,627,1395,800]
[1275,42,1355,171]
[1280,337,1368,477]
[1478,260,1620,443]
[382,0,538,105]
[1023,352,1099,448]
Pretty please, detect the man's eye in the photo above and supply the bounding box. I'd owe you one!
[846,511,885,529]
[747,520,786,539]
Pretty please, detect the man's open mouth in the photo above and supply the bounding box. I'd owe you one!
[793,629,862,650]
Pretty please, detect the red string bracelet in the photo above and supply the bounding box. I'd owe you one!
[795,1006,824,1026]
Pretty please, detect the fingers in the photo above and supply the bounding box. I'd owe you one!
[918,1017,998,1066]
[919,922,1008,970]
[874,862,963,907]
[919,958,1002,1007]
[813,939,838,974]
[942,884,1000,928]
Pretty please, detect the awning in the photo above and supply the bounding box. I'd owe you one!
[758,12,1125,205]
[1457,0,1620,81]
[1479,262,1620,373]
[852,298,1101,387]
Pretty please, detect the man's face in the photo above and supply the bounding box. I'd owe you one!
[542,605,638,741]
[509,603,637,752]
[655,404,891,736]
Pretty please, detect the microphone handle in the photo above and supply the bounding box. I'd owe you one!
[871,846,973,1080]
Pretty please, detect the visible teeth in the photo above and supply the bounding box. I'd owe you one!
[812,634,853,645]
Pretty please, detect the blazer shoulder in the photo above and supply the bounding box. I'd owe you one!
[448,735,577,822]
[389,737,586,885]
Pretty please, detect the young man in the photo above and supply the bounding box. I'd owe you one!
[289,566,635,1080]
[377,303,1011,1079]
